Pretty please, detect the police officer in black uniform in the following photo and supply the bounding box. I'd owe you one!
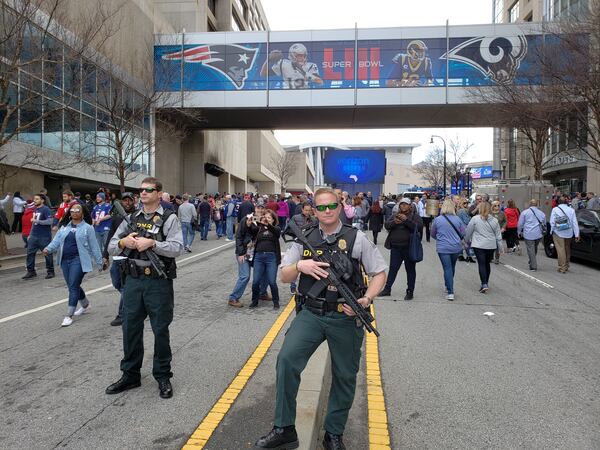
[255,187,387,450]
[105,177,184,399]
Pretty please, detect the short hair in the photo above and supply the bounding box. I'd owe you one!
[507,199,516,208]
[440,199,456,215]
[141,177,162,192]
[314,187,338,202]
[63,190,74,197]
[182,194,190,201]
[301,202,312,209]
[34,194,45,203]
[529,199,538,206]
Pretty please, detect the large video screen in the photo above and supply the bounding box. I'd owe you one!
[323,150,386,185]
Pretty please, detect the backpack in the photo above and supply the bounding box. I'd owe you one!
[554,206,572,231]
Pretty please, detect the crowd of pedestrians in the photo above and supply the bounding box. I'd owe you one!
[0,184,592,324]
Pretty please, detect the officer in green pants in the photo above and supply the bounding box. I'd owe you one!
[255,187,387,450]
[105,177,183,399]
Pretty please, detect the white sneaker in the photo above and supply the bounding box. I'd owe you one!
[74,304,90,316]
[225,238,233,242]
[446,294,455,301]
[61,316,73,327]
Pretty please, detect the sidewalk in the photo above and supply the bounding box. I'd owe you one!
[0,227,232,273]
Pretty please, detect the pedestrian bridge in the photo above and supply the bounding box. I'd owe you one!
[154,22,554,128]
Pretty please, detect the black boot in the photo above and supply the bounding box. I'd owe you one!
[323,432,346,450]
[255,426,299,449]
[404,290,414,301]
[379,288,391,297]
[105,376,141,394]
[158,379,173,399]
[22,271,37,280]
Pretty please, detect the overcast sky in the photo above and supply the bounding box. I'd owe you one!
[260,0,494,164]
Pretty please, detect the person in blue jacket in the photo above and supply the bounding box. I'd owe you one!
[44,203,103,327]
[431,199,466,301]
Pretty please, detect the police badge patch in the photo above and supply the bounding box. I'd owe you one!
[338,239,347,251]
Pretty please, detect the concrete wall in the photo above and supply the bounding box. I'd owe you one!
[154,122,184,194]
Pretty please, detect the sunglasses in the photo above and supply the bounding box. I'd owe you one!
[139,187,158,193]
[315,203,338,212]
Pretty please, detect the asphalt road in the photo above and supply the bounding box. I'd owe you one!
[1,231,599,449]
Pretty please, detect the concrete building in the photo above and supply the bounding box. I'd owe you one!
[492,0,598,194]
[0,0,288,209]
[285,143,426,197]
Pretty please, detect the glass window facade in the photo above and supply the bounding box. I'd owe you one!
[494,0,505,23]
[6,17,150,175]
[509,1,520,22]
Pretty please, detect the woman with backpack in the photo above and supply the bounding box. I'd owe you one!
[431,199,466,301]
[366,197,384,245]
[465,202,503,294]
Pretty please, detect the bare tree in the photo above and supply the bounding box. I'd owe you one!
[0,0,123,255]
[414,146,445,191]
[80,36,206,193]
[270,151,297,195]
[447,135,473,191]
[538,1,600,167]
[0,0,124,191]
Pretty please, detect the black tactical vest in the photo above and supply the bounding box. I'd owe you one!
[124,209,177,279]
[297,224,366,302]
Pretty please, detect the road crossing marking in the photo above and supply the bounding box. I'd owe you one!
[182,298,296,449]
[502,264,555,289]
[366,304,392,450]
[0,242,234,324]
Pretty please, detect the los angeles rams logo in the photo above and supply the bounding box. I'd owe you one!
[441,35,528,85]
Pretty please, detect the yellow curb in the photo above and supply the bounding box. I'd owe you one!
[365,303,392,450]
[181,299,296,449]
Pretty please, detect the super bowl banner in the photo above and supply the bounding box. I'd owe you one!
[154,32,544,92]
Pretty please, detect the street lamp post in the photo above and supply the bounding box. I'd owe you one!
[501,158,508,181]
[430,135,447,197]
[465,166,471,197]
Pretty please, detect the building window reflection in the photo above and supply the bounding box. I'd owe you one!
[7,19,151,175]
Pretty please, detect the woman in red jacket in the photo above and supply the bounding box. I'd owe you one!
[504,199,521,254]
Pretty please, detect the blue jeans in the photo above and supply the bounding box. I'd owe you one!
[95,230,108,252]
[110,259,125,318]
[226,216,235,240]
[215,220,223,237]
[438,253,460,294]
[181,222,195,248]
[251,252,279,305]
[26,234,53,273]
[61,256,88,316]
[229,256,268,300]
[200,217,210,240]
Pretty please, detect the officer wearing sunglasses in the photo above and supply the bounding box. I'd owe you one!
[255,187,387,450]
[105,177,184,400]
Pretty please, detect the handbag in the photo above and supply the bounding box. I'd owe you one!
[408,225,423,263]
[528,208,547,234]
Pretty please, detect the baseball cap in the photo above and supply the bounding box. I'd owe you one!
[121,192,134,200]
[399,197,411,205]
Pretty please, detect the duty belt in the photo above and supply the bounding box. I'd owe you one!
[297,295,345,315]
[122,259,161,279]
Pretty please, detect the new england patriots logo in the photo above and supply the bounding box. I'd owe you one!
[441,35,528,85]
[162,44,258,89]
